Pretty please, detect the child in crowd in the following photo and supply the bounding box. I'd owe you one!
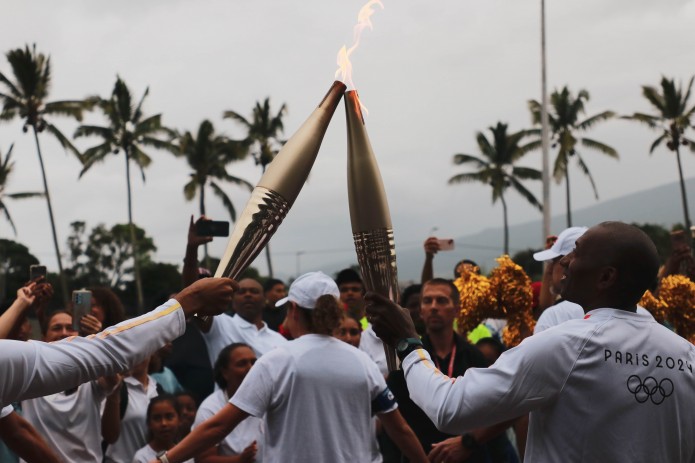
[131,395,192,463]
[174,391,198,438]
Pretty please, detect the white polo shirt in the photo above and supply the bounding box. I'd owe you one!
[231,334,397,463]
[359,324,388,376]
[202,314,287,366]
[194,389,263,460]
[404,308,695,462]
[104,376,159,463]
[21,381,106,463]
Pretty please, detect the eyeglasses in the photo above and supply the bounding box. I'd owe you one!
[339,328,361,336]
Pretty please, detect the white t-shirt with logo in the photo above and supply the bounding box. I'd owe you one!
[231,334,397,463]
[194,389,263,460]
[202,314,287,366]
[21,381,106,463]
[104,376,159,463]
[404,308,695,462]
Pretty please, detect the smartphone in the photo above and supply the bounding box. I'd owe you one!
[30,264,47,281]
[195,220,230,237]
[72,290,92,331]
[437,239,455,251]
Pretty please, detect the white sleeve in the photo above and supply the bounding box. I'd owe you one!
[0,405,13,419]
[0,299,185,408]
[230,356,275,418]
[402,330,580,434]
[364,356,397,415]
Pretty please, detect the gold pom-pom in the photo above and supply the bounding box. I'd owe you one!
[455,255,535,347]
[659,275,695,341]
[639,290,668,323]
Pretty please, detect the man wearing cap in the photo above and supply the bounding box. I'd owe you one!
[199,278,287,367]
[534,226,652,334]
[365,222,695,462]
[533,226,588,333]
[157,272,428,463]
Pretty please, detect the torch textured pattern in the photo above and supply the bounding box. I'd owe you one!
[345,90,399,371]
[353,228,399,301]
[215,187,289,279]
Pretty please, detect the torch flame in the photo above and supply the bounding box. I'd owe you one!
[335,0,384,91]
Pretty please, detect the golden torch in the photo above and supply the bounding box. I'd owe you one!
[345,90,399,372]
[214,81,346,281]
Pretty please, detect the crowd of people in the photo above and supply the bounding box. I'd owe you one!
[1,218,694,462]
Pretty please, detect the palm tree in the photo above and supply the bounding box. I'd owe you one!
[449,122,542,254]
[0,144,43,234]
[527,86,617,227]
[180,120,252,262]
[624,76,695,232]
[224,98,287,277]
[74,76,176,313]
[0,44,87,306]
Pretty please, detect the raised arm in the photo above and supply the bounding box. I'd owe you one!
[421,236,440,284]
[0,277,237,407]
[0,408,62,463]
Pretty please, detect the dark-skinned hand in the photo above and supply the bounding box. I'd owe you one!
[187,215,213,248]
[176,277,239,319]
[428,436,471,463]
[364,292,418,348]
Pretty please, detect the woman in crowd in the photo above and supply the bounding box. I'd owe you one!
[154,271,427,463]
[193,343,260,462]
[174,391,198,438]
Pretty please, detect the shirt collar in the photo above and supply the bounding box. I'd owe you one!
[233,314,268,331]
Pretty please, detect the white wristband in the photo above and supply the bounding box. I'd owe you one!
[157,451,171,463]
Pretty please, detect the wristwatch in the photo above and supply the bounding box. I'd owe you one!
[156,451,171,463]
[396,337,423,361]
[461,433,480,450]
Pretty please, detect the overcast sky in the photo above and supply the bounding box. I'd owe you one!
[1,0,694,282]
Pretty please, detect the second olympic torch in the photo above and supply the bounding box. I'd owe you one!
[214,81,346,280]
[345,90,399,372]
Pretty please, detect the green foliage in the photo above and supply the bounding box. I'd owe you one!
[66,221,156,291]
[0,144,43,234]
[0,238,39,305]
[224,98,287,172]
[527,86,617,226]
[179,120,252,221]
[449,122,542,253]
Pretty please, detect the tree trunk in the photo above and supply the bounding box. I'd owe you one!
[675,145,692,235]
[124,147,145,313]
[565,168,572,227]
[200,180,211,271]
[501,193,509,255]
[32,128,69,308]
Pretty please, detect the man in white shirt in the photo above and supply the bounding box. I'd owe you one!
[199,279,287,366]
[366,222,695,462]
[532,226,587,334]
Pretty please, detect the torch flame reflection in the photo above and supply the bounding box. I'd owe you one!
[335,0,384,92]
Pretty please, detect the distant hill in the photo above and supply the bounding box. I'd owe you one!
[391,178,695,282]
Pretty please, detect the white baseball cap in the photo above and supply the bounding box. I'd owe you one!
[533,226,588,261]
[275,271,340,309]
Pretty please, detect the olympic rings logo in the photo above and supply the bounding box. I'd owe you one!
[626,375,674,405]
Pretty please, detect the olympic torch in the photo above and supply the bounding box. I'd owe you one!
[214,81,346,281]
[345,90,399,372]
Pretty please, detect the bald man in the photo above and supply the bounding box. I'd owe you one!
[366,222,695,462]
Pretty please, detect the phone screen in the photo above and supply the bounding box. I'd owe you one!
[195,220,230,237]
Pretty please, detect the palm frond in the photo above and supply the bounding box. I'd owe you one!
[210,180,237,222]
[622,112,660,129]
[448,171,489,185]
[512,166,542,180]
[44,100,86,121]
[452,153,488,167]
[0,202,17,235]
[183,178,198,201]
[577,111,615,131]
[6,191,43,199]
[580,138,619,158]
[649,133,668,154]
[45,123,82,158]
[219,173,254,191]
[509,177,543,211]
[642,85,665,114]
[74,124,113,140]
[223,110,251,128]
[0,71,22,99]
